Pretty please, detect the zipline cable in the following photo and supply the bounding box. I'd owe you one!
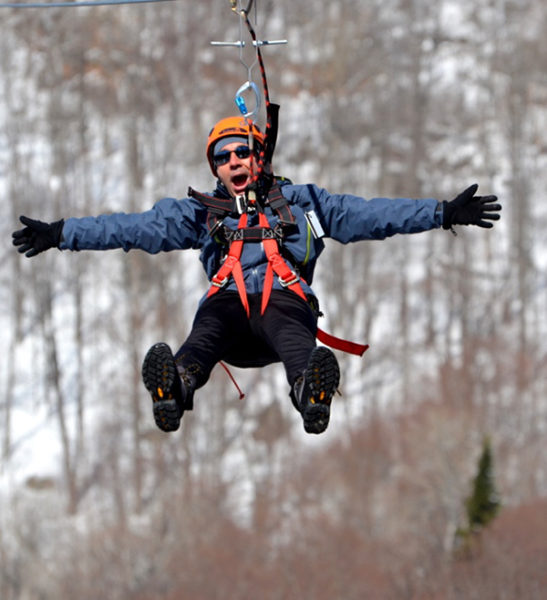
[0,0,177,8]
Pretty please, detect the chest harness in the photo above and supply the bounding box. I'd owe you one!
[188,181,369,357]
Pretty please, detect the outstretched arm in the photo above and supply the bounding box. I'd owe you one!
[290,184,441,243]
[288,183,500,243]
[11,197,208,257]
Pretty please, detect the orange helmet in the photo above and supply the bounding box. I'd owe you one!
[206,116,265,175]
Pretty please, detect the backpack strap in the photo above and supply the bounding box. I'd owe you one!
[187,186,233,214]
[266,182,296,226]
[188,186,233,239]
[189,181,295,238]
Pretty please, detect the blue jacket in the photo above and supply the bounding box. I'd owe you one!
[60,181,442,298]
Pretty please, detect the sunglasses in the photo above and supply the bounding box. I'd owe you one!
[213,145,252,167]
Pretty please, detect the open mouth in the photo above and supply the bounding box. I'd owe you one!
[231,174,249,190]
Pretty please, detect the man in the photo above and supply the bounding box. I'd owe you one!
[12,116,501,435]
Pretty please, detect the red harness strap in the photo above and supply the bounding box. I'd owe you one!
[259,212,307,313]
[316,329,369,356]
[207,213,251,317]
[259,213,369,356]
[207,207,369,357]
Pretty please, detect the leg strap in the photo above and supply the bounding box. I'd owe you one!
[259,212,307,314]
[207,214,250,316]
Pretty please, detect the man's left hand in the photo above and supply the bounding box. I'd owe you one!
[442,184,501,230]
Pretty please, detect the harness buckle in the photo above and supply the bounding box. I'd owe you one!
[278,270,300,288]
[235,194,247,214]
[211,274,229,288]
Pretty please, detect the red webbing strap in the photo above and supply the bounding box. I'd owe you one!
[207,214,250,316]
[256,213,369,356]
[316,328,369,357]
[207,208,368,357]
[259,213,307,314]
[219,361,245,399]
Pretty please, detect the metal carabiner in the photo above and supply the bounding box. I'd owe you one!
[235,80,261,119]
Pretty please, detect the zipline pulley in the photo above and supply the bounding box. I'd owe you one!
[210,40,288,48]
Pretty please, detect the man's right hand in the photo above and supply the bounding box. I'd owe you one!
[12,215,64,258]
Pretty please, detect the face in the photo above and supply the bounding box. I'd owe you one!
[214,141,256,198]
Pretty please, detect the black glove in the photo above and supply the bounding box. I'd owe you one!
[442,184,501,230]
[12,215,64,258]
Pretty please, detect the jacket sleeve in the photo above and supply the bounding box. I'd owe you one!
[59,197,208,253]
[291,183,442,244]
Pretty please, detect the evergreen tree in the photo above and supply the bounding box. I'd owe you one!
[455,436,501,555]
[465,436,501,531]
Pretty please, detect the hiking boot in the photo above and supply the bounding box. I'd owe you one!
[291,346,340,434]
[142,343,194,432]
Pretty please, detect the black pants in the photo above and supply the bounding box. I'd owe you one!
[174,289,318,389]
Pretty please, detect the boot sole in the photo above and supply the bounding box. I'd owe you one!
[142,343,183,432]
[302,347,340,434]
